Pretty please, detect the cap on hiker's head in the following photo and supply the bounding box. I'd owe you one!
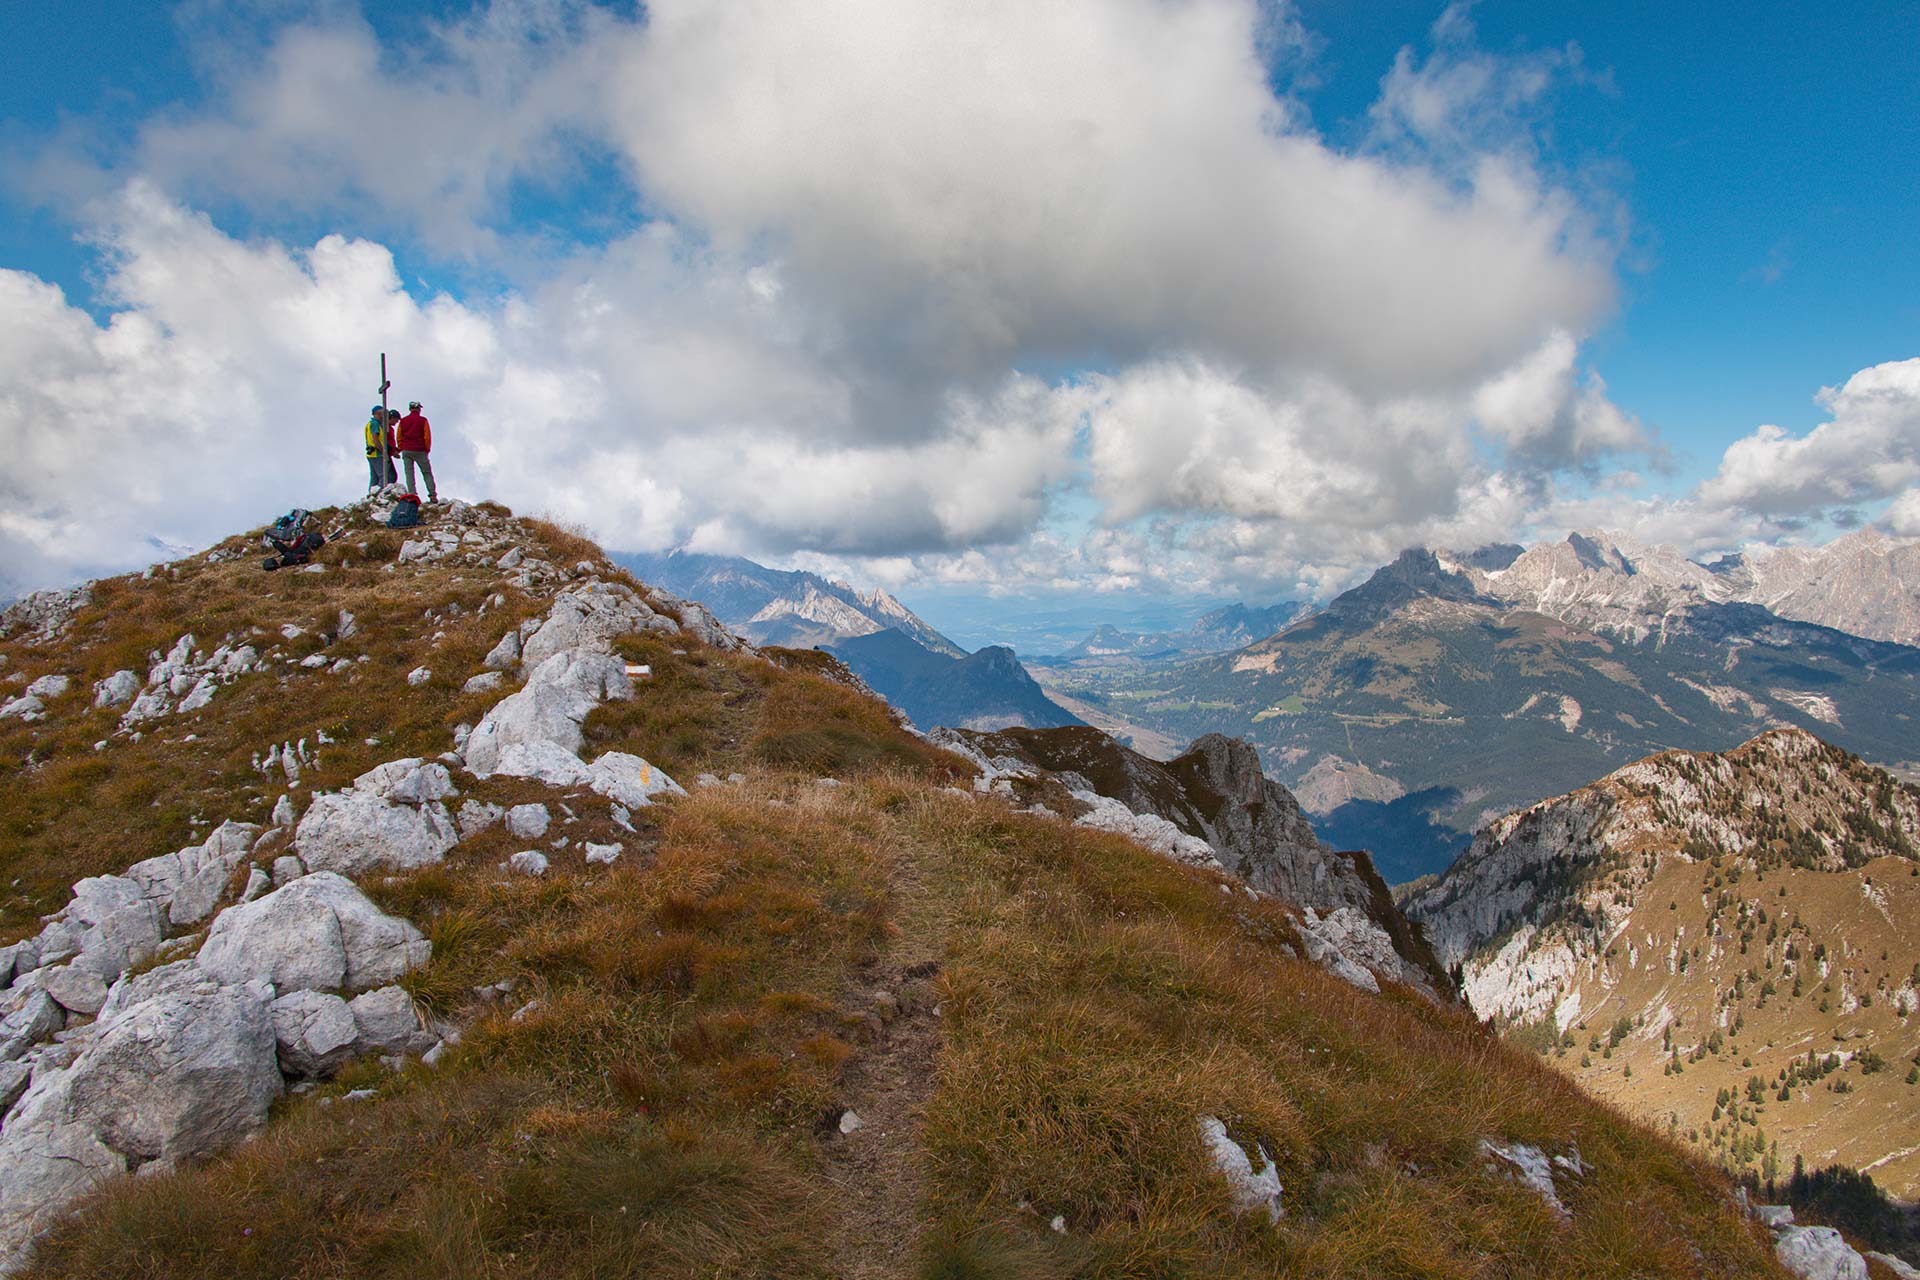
[409,401,422,410]
[371,405,384,416]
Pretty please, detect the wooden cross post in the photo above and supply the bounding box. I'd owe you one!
[378,353,392,490]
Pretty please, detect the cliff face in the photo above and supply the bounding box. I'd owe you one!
[1406,728,1920,1196]
[939,725,1450,996]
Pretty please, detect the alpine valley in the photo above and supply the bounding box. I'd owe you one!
[1037,529,1920,884]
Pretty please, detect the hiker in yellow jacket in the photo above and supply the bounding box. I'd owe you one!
[364,406,398,490]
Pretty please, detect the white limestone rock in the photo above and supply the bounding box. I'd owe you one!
[92,670,140,708]
[0,1070,128,1270]
[1197,1115,1283,1224]
[241,867,271,902]
[1774,1226,1868,1280]
[507,851,549,877]
[505,803,551,839]
[270,854,305,887]
[65,985,281,1164]
[0,989,64,1062]
[355,758,457,805]
[124,820,260,928]
[61,875,165,981]
[348,986,430,1056]
[584,842,622,865]
[463,670,504,695]
[1479,1140,1572,1220]
[0,1060,28,1115]
[294,774,457,876]
[482,629,522,670]
[586,752,686,808]
[518,582,674,670]
[24,675,70,700]
[463,648,632,775]
[456,800,504,838]
[36,965,108,1017]
[196,872,430,994]
[270,990,359,1078]
[95,960,211,1027]
[1071,791,1222,870]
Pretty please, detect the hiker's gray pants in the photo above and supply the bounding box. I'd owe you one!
[401,451,436,499]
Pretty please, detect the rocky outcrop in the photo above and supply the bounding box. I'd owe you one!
[937,726,1449,995]
[464,648,633,775]
[1197,1115,1282,1223]
[196,873,430,993]
[0,979,281,1270]
[293,760,459,876]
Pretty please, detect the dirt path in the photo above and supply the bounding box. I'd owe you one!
[821,956,945,1279]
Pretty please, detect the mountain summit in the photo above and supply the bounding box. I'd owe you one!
[0,497,1802,1277]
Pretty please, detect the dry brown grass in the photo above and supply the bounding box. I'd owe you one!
[8,507,1790,1279]
[0,502,547,937]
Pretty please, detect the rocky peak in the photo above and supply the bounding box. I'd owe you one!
[1325,549,1487,624]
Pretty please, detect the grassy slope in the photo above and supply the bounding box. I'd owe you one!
[2,512,1786,1278]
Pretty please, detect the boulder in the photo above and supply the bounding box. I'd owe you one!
[506,803,550,839]
[124,820,260,927]
[457,800,504,838]
[0,1060,28,1115]
[24,675,70,700]
[348,986,430,1055]
[406,666,432,687]
[0,1071,128,1269]
[482,630,522,671]
[0,989,64,1061]
[463,670,504,695]
[485,740,594,788]
[355,759,457,805]
[270,990,360,1078]
[584,842,623,865]
[1774,1226,1867,1280]
[92,670,140,708]
[508,851,549,877]
[586,752,686,808]
[271,854,305,887]
[294,789,457,876]
[62,875,165,981]
[63,985,281,1164]
[95,960,212,1026]
[37,964,108,1017]
[518,584,673,670]
[463,648,632,775]
[0,940,39,988]
[197,872,430,993]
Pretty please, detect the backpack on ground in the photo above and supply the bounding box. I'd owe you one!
[264,508,312,546]
[262,530,325,571]
[387,494,422,529]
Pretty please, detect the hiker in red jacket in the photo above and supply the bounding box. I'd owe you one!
[395,400,438,502]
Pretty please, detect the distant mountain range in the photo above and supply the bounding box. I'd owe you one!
[618,549,965,656]
[1454,528,1920,647]
[1062,601,1311,658]
[824,628,1081,732]
[619,549,1079,732]
[1060,531,1920,884]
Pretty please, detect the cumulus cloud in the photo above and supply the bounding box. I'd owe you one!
[1696,358,1920,517]
[1,0,1674,604]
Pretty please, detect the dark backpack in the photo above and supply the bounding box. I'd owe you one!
[387,495,422,529]
[262,530,325,571]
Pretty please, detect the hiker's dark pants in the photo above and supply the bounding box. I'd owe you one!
[401,451,436,499]
[368,456,398,488]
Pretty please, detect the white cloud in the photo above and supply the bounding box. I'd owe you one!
[1470,330,1646,465]
[1696,358,1920,517]
[607,0,1614,401]
[0,0,1683,605]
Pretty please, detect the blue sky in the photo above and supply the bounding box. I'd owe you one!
[3,0,1918,610]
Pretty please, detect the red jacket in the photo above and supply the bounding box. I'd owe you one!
[396,412,432,453]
